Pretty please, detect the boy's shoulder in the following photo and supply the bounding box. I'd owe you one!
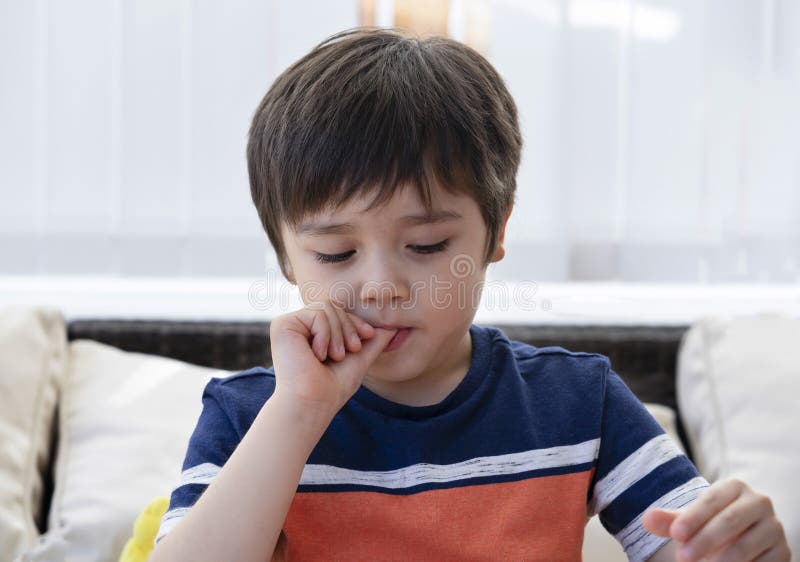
[481,325,615,414]
[207,365,276,395]
[215,365,276,384]
[203,366,277,434]
[486,323,612,378]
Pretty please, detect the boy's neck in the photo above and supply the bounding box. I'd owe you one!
[361,329,474,408]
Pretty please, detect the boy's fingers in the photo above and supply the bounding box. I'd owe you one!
[332,305,360,352]
[355,327,396,363]
[725,516,780,562]
[287,307,330,362]
[679,495,766,562]
[669,478,745,543]
[350,314,375,338]
[642,508,680,538]
[322,303,345,361]
[311,310,331,361]
[330,327,396,379]
[765,543,795,562]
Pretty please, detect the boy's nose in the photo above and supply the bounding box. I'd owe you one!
[358,278,411,305]
[357,257,411,305]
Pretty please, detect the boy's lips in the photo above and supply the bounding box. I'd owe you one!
[380,327,413,352]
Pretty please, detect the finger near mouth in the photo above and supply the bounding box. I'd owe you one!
[382,327,412,352]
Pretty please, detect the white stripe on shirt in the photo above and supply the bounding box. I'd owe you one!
[155,440,601,542]
[615,476,710,562]
[154,463,221,543]
[177,461,221,488]
[155,507,191,544]
[299,438,600,489]
[589,434,684,516]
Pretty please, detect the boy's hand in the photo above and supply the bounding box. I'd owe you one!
[642,477,791,561]
[269,301,397,418]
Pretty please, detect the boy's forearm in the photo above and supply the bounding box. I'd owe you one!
[149,395,332,562]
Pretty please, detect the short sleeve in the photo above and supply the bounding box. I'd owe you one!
[587,367,710,562]
[155,378,240,544]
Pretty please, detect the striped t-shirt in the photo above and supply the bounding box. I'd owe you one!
[156,323,709,561]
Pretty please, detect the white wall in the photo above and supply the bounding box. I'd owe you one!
[0,0,359,277]
[1,0,798,283]
[486,0,800,283]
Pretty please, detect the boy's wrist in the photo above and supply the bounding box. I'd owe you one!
[266,391,339,439]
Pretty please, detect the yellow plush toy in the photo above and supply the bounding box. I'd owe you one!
[118,496,169,562]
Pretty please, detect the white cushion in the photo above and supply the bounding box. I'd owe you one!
[16,340,232,562]
[582,402,685,562]
[0,307,66,559]
[677,315,800,557]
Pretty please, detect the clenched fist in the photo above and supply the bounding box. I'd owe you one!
[268,301,398,419]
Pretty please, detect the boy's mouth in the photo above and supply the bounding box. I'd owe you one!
[381,327,412,352]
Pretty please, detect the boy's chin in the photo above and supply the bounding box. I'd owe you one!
[365,354,420,377]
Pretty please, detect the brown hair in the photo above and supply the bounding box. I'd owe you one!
[247,27,522,278]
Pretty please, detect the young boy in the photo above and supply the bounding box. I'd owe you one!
[150,28,790,562]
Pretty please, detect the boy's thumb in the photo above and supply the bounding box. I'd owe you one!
[356,327,398,363]
[330,327,397,379]
[642,508,680,538]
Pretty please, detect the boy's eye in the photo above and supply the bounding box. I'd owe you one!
[410,239,450,254]
[313,239,450,264]
[314,250,355,264]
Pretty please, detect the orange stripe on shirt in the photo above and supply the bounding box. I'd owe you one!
[282,468,595,561]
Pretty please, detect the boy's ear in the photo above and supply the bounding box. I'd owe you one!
[489,203,514,263]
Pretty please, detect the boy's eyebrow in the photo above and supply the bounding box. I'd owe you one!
[296,222,355,237]
[297,210,463,236]
[400,210,463,226]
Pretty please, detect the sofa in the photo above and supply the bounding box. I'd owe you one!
[1,306,797,561]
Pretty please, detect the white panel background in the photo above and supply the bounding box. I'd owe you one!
[1,0,798,285]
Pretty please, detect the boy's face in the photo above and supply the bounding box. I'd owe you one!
[280,181,509,405]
